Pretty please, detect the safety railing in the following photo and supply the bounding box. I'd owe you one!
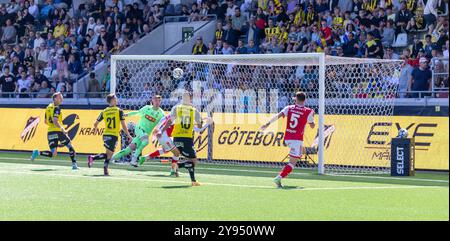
[431,57,449,96]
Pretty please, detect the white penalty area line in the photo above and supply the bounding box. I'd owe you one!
[0,156,448,184]
[0,169,446,192]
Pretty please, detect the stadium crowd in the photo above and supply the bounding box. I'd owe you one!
[0,0,448,99]
[190,0,449,97]
[0,0,164,98]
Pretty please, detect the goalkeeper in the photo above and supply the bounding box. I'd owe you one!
[111,95,165,167]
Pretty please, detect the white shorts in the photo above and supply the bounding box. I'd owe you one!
[285,140,303,159]
[158,131,175,153]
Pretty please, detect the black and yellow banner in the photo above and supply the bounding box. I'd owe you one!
[0,108,448,170]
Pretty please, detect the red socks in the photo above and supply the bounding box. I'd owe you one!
[279,163,294,178]
[149,149,165,158]
[171,156,179,164]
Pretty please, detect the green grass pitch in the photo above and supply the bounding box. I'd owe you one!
[0,151,448,221]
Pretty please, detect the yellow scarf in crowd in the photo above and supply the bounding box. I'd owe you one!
[215,29,223,40]
[193,44,204,54]
[406,0,416,11]
[258,0,269,11]
[362,0,377,12]
[385,0,393,8]
[306,11,315,26]
[294,9,305,26]
[274,0,282,14]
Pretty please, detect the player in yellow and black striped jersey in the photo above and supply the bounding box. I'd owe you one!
[88,94,132,176]
[31,92,79,169]
[159,91,202,186]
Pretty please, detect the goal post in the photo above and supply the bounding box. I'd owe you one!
[110,54,402,174]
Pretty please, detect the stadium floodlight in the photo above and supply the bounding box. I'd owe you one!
[110,54,402,174]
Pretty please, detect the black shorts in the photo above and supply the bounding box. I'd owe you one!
[47,131,71,149]
[173,137,197,159]
[103,135,118,152]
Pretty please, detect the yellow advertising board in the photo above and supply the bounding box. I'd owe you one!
[0,108,448,170]
[0,108,209,158]
[204,113,449,170]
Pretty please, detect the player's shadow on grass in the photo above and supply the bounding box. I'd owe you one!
[125,168,155,172]
[144,174,170,178]
[83,174,108,177]
[281,186,303,190]
[160,185,191,189]
[31,168,57,172]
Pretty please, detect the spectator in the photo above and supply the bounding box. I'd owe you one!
[436,29,448,52]
[381,20,395,47]
[17,71,32,98]
[235,39,247,54]
[231,8,247,36]
[23,48,34,68]
[28,1,39,19]
[384,46,399,60]
[35,67,49,85]
[226,0,238,18]
[408,57,432,98]
[423,0,439,34]
[424,34,434,58]
[264,19,279,42]
[222,41,234,54]
[395,1,413,35]
[444,40,449,60]
[7,0,20,15]
[266,36,282,53]
[365,31,381,58]
[0,66,16,98]
[207,42,216,55]
[190,3,201,21]
[53,19,68,39]
[68,54,82,82]
[31,81,41,97]
[223,20,238,47]
[342,32,358,57]
[117,68,132,98]
[37,43,50,69]
[214,21,224,43]
[102,65,111,92]
[320,20,333,46]
[246,39,260,54]
[37,81,51,98]
[333,45,343,57]
[87,72,101,98]
[52,54,68,83]
[1,19,17,44]
[192,36,208,55]
[33,32,45,53]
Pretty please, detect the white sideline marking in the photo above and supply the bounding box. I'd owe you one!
[0,169,446,192]
[0,156,448,184]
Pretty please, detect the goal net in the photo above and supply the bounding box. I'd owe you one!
[110,54,402,174]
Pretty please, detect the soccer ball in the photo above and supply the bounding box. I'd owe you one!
[397,128,408,138]
[127,121,135,131]
[173,68,184,79]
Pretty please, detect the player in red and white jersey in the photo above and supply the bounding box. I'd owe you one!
[141,114,212,177]
[139,113,180,176]
[260,92,315,188]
